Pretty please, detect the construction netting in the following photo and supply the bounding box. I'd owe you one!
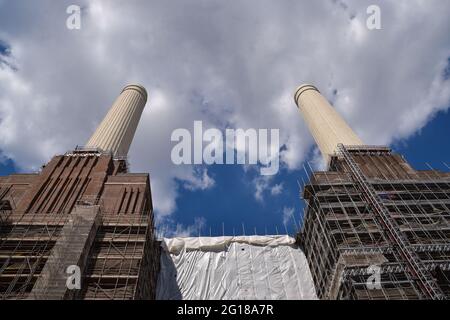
[156,235,317,300]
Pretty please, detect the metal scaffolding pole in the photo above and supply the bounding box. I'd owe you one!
[336,144,445,300]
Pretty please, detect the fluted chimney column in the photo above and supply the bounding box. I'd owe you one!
[294,84,363,162]
[86,84,148,157]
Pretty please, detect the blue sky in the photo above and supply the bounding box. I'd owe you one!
[1,1,450,237]
[156,108,450,237]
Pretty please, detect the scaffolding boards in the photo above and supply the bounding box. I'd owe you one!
[0,150,160,300]
[337,144,444,300]
[0,211,159,300]
[299,145,450,300]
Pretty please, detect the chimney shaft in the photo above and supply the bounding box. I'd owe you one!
[86,84,148,157]
[294,84,363,162]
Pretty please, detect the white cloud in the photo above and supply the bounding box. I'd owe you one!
[254,176,269,202]
[282,207,295,226]
[253,176,283,201]
[0,0,450,224]
[271,183,283,196]
[253,175,275,202]
[180,168,215,191]
[160,217,207,238]
[310,147,327,172]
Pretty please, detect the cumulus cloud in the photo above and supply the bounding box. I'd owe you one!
[282,207,295,226]
[179,168,215,191]
[253,177,283,201]
[253,175,276,202]
[271,183,284,196]
[1,0,450,224]
[309,147,328,172]
[254,177,268,202]
[160,216,207,238]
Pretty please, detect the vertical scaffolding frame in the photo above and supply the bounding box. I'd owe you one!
[0,153,159,300]
[337,144,444,300]
[299,144,450,300]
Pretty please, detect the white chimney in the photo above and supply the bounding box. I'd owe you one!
[86,84,148,157]
[294,84,363,162]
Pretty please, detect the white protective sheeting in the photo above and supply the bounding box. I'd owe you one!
[156,235,317,300]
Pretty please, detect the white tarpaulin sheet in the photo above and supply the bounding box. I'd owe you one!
[156,235,317,300]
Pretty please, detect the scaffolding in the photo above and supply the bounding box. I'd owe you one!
[0,209,159,300]
[0,152,159,300]
[298,145,450,300]
[0,212,70,299]
[81,213,159,300]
